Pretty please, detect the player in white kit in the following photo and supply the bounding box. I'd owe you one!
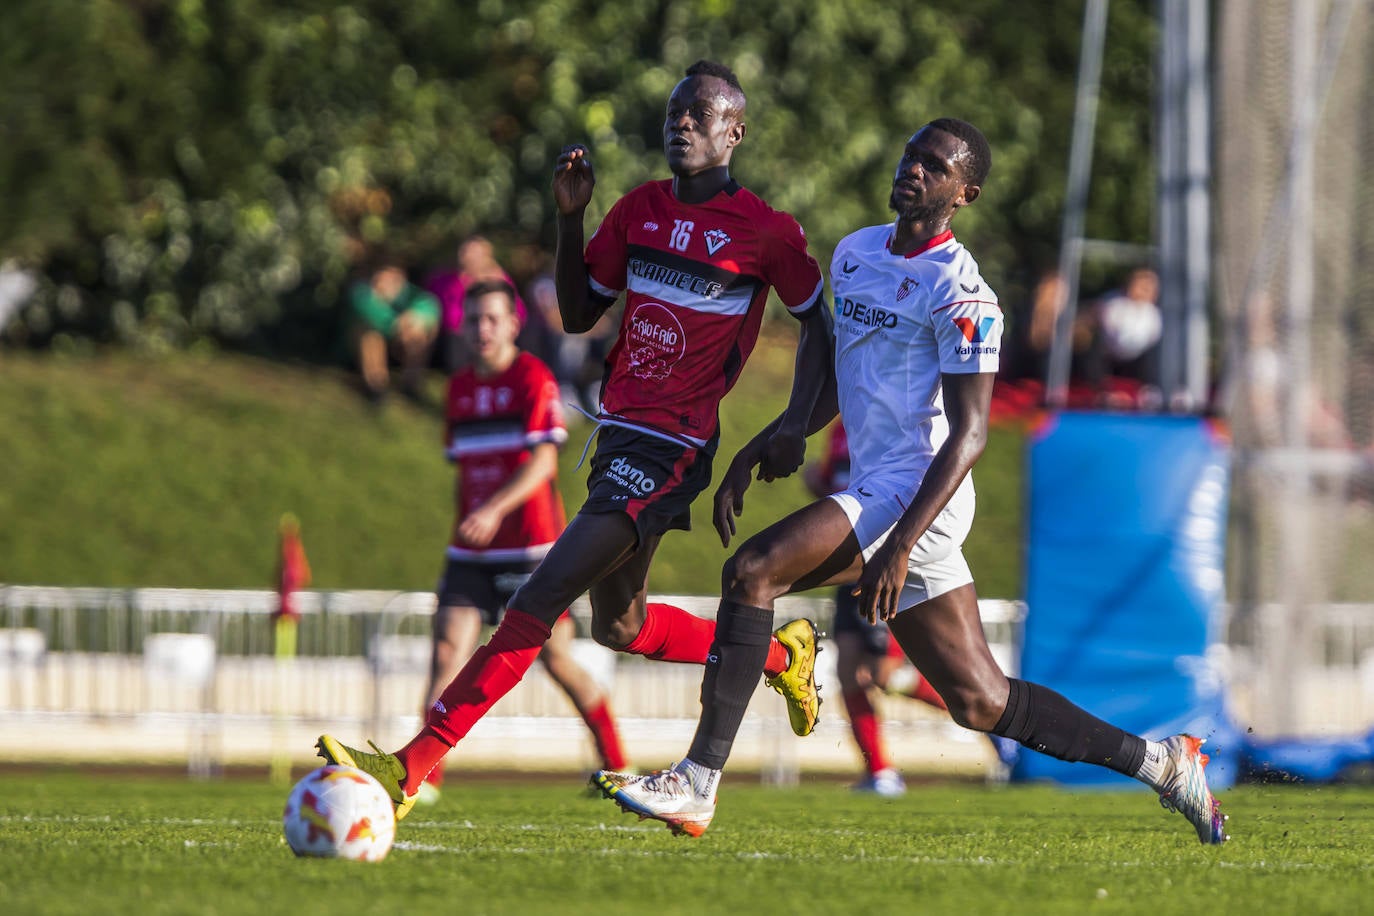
[595,118,1229,846]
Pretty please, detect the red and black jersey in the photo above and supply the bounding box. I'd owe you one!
[585,179,824,448]
[444,352,568,561]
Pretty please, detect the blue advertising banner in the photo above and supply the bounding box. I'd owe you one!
[1013,413,1239,788]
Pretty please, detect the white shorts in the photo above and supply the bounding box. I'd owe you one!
[828,474,976,612]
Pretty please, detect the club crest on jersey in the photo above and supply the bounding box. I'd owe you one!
[952,316,997,343]
[896,278,919,301]
[703,228,732,255]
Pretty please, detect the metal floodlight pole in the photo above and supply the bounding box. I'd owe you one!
[1157,0,1214,410]
[1046,0,1110,408]
[1181,0,1212,408]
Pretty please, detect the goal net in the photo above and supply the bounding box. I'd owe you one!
[1215,0,1374,737]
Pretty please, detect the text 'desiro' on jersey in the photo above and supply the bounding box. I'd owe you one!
[585,180,824,449]
[830,226,1003,486]
[444,352,569,562]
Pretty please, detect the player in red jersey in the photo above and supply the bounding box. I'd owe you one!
[417,279,628,803]
[318,60,832,817]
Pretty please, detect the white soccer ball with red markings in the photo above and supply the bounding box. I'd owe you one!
[282,765,396,861]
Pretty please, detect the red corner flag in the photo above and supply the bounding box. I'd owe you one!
[275,513,312,623]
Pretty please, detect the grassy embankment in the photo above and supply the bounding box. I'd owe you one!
[0,341,1023,598]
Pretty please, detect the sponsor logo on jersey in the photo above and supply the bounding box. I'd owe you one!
[952,315,999,357]
[643,221,659,231]
[628,257,725,299]
[842,260,860,274]
[625,302,686,381]
[837,297,899,328]
[960,282,981,294]
[896,278,918,302]
[608,456,658,493]
[952,315,997,343]
[703,228,732,255]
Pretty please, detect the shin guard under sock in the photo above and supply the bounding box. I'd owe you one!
[687,599,774,769]
[992,678,1146,776]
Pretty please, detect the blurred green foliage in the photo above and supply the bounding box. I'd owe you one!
[0,0,1153,355]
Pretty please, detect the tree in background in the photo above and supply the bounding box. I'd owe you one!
[0,0,1153,357]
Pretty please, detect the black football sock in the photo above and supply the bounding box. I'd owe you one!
[993,678,1147,777]
[686,599,774,770]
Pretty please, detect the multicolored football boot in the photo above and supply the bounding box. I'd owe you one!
[593,767,716,837]
[1155,734,1229,844]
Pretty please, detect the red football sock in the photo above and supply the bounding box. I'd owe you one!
[423,759,444,788]
[763,637,789,678]
[396,729,450,795]
[910,674,948,711]
[623,602,716,664]
[579,698,629,771]
[843,689,890,774]
[399,608,552,794]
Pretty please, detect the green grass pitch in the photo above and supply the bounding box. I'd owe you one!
[5,771,1372,915]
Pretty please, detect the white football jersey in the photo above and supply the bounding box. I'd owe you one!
[830,224,1002,489]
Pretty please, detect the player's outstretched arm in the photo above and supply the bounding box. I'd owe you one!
[855,371,994,622]
[552,144,613,333]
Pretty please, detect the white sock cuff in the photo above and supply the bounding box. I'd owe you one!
[1134,738,1169,787]
[676,758,721,798]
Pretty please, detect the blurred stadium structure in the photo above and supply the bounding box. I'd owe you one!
[1046,0,1374,740]
[0,586,1021,780]
[1213,0,1374,738]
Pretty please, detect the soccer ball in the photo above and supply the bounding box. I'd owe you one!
[282,765,396,861]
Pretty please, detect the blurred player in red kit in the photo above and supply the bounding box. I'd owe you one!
[416,279,629,803]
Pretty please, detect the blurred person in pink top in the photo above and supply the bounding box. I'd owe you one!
[426,235,526,374]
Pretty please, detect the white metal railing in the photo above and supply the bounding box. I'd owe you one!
[0,585,1026,778]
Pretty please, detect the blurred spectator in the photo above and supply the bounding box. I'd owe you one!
[520,272,615,416]
[1087,267,1162,407]
[425,235,526,374]
[348,259,440,403]
[0,262,37,338]
[1026,267,1095,384]
[1244,292,1350,449]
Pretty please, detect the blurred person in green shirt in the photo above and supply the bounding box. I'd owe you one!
[349,258,440,402]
